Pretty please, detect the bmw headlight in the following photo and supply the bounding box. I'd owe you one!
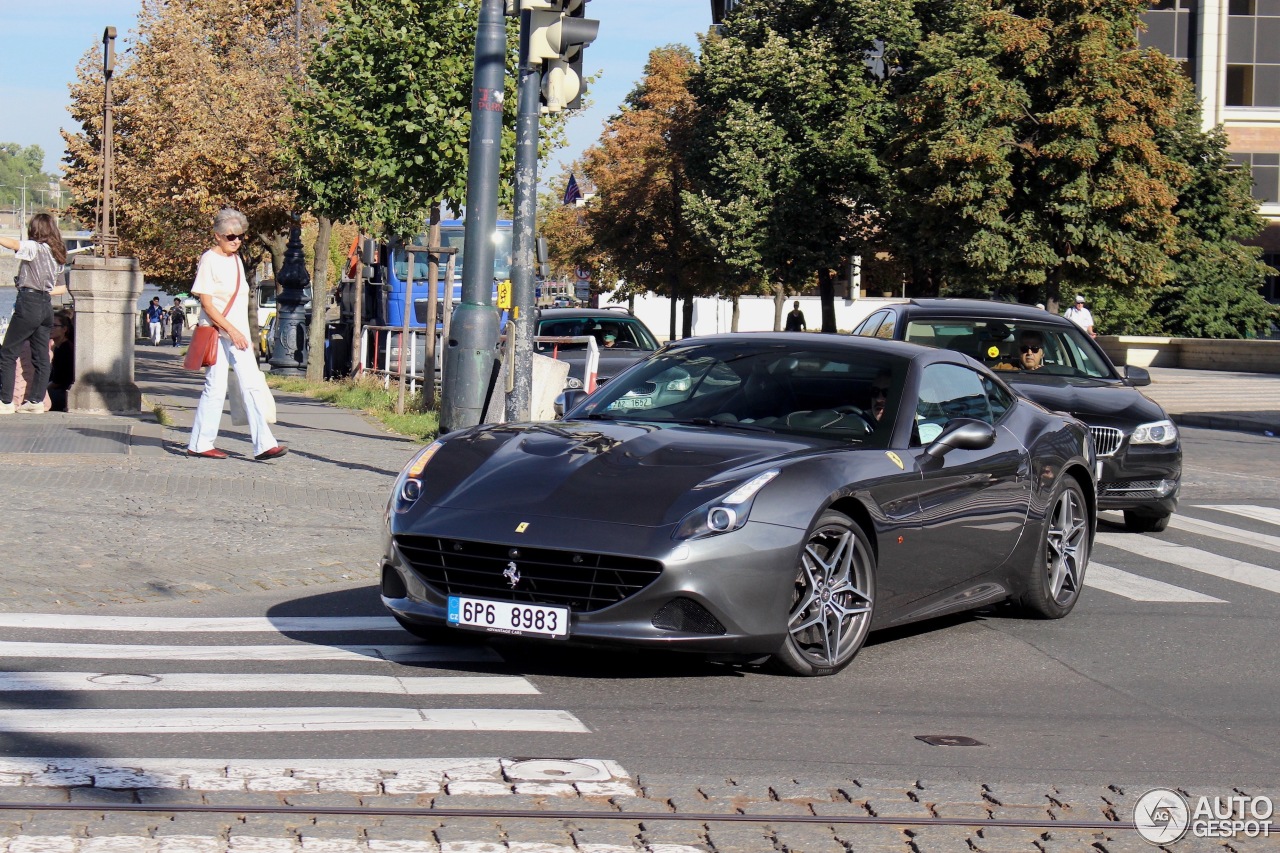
[674,470,780,540]
[1130,419,1178,446]
[392,441,442,512]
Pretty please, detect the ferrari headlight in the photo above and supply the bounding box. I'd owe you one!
[674,469,780,541]
[1130,419,1177,446]
[393,441,442,511]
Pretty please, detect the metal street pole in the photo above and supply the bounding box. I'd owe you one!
[440,0,505,433]
[505,8,540,424]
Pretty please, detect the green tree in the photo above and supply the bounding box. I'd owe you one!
[684,0,916,332]
[1143,89,1277,338]
[579,45,717,339]
[286,0,568,378]
[0,144,58,215]
[886,0,1189,308]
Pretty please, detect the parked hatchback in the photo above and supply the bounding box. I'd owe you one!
[852,298,1179,531]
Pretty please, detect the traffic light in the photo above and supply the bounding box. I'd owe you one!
[516,0,598,113]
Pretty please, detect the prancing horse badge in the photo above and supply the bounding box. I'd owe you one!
[503,561,521,588]
[515,522,529,533]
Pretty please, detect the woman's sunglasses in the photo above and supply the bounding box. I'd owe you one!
[219,232,246,242]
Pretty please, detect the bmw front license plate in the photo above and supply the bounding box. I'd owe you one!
[447,596,569,639]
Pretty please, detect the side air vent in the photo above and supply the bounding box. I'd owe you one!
[652,598,727,635]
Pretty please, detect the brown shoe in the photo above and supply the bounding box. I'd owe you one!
[254,445,289,461]
[187,448,229,459]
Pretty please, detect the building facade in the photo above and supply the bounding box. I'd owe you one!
[1142,0,1280,300]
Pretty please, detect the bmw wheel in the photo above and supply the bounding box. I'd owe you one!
[770,510,876,677]
[1019,478,1090,619]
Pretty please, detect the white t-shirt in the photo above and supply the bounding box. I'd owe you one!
[191,249,249,338]
[1064,305,1095,331]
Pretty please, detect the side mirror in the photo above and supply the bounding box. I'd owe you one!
[556,389,587,418]
[924,418,997,460]
[1124,365,1151,387]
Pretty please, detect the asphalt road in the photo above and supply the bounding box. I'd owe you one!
[4,426,1275,793]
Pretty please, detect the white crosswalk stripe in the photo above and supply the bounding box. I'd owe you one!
[1096,532,1280,595]
[1086,563,1225,602]
[0,615,601,759]
[1193,504,1280,527]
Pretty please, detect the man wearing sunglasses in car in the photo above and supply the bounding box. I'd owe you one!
[1014,330,1045,371]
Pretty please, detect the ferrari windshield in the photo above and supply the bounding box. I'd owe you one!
[571,342,908,447]
[904,318,1114,379]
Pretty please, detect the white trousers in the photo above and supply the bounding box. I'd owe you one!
[188,335,278,456]
[149,321,163,345]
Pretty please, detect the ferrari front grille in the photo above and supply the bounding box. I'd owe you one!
[393,535,663,613]
[1090,426,1124,457]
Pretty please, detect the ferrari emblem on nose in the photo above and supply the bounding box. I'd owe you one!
[504,561,521,588]
[515,522,529,533]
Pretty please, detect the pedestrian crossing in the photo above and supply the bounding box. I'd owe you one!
[1090,504,1280,603]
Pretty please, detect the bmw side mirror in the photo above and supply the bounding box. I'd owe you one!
[924,418,997,460]
[1124,365,1151,387]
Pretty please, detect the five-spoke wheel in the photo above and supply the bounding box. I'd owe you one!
[770,510,876,676]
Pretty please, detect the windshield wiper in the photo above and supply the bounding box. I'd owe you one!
[673,417,775,433]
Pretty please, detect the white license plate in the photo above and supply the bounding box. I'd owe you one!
[447,596,569,638]
[612,395,651,410]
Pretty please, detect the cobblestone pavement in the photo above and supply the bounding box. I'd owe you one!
[0,349,415,611]
[0,757,1273,851]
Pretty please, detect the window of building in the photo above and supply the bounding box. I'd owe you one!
[1261,251,1280,302]
[1141,0,1196,72]
[1229,152,1280,202]
[1226,0,1280,106]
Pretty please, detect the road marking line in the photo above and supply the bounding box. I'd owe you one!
[1097,533,1280,595]
[0,614,403,632]
[0,708,589,734]
[1194,504,1280,528]
[0,641,499,663]
[1086,563,1225,602]
[1101,508,1280,555]
[0,672,538,695]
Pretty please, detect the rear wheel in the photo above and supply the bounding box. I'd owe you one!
[1123,510,1171,533]
[769,510,876,677]
[1019,478,1090,619]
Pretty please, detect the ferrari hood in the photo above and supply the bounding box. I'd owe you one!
[1005,375,1168,427]
[415,420,826,527]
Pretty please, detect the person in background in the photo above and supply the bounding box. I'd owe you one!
[1064,294,1096,337]
[146,297,165,346]
[187,208,287,461]
[785,300,807,332]
[169,297,186,347]
[603,333,617,348]
[47,310,74,412]
[0,213,67,415]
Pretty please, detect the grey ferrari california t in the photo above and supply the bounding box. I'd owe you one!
[381,335,1096,676]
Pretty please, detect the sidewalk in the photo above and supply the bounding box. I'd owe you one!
[0,354,1277,611]
[0,345,419,611]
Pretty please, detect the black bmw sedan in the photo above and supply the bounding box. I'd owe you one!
[852,298,1180,532]
[382,335,1096,676]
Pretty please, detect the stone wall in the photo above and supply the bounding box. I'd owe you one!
[1099,335,1280,373]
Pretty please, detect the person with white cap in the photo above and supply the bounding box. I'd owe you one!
[1063,294,1096,338]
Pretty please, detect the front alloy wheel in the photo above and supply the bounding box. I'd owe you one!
[1020,478,1090,618]
[770,510,876,677]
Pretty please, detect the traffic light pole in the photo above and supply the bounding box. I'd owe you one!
[440,0,506,434]
[505,9,541,423]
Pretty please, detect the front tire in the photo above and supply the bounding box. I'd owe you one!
[1018,478,1090,619]
[769,510,876,677]
[1123,510,1171,533]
